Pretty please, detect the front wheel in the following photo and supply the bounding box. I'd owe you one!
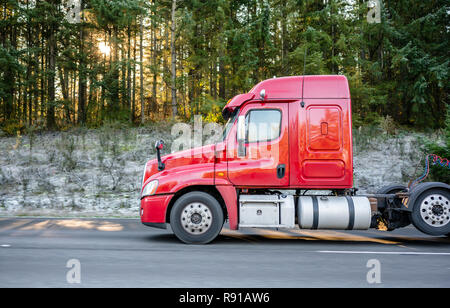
[411,188,450,236]
[170,191,224,244]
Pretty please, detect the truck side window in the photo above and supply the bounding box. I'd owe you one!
[246,109,281,143]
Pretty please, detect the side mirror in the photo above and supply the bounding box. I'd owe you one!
[237,115,246,157]
[155,140,165,171]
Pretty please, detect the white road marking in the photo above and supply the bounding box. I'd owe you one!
[318,250,450,256]
[1,244,11,247]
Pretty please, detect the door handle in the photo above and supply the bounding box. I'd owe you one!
[277,164,286,179]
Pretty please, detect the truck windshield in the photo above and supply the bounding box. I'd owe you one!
[222,108,240,141]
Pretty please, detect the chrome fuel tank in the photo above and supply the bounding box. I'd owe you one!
[298,196,371,230]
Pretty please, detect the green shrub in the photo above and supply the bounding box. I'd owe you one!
[425,105,450,183]
[352,111,384,128]
[1,119,24,136]
[379,115,397,135]
[198,97,226,124]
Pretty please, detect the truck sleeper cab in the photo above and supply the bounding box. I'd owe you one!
[140,75,450,244]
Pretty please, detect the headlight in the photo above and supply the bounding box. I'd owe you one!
[141,180,158,198]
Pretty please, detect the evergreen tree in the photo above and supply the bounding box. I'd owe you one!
[0,0,448,130]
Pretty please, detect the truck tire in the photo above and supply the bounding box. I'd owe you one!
[410,188,450,236]
[170,191,224,244]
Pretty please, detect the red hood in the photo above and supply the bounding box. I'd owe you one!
[142,144,216,185]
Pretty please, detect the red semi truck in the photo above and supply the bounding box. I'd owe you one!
[140,75,450,244]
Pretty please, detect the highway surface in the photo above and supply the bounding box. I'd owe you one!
[0,217,449,287]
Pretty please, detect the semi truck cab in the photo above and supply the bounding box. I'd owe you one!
[140,75,450,244]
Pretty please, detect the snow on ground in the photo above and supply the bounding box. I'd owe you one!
[0,124,443,217]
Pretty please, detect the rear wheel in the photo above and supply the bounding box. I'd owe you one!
[170,191,224,244]
[411,188,450,236]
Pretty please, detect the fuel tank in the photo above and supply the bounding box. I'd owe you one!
[298,196,371,230]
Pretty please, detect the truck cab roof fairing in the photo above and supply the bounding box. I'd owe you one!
[249,75,349,99]
[249,76,303,99]
[303,75,350,99]
[222,93,255,120]
[222,75,350,119]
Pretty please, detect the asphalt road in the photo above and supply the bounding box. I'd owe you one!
[0,217,449,287]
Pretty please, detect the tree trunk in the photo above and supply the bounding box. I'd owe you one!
[170,0,177,118]
[152,19,158,116]
[111,26,120,115]
[78,0,87,124]
[127,26,132,122]
[132,27,137,124]
[47,8,56,129]
[140,19,145,123]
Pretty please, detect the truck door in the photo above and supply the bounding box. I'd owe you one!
[289,98,353,188]
[227,102,289,187]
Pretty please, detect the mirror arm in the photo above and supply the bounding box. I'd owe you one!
[155,140,165,171]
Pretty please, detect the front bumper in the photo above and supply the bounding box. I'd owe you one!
[140,194,174,225]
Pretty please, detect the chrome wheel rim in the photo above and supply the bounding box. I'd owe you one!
[180,202,212,235]
[420,194,450,227]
